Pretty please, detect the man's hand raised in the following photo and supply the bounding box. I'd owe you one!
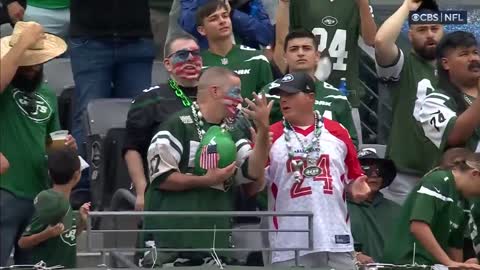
[16,22,46,51]
[243,93,273,131]
[403,0,423,11]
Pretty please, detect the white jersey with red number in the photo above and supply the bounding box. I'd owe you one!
[265,119,363,263]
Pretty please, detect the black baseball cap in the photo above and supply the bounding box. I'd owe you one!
[268,72,316,95]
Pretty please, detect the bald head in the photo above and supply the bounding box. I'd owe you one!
[198,67,240,92]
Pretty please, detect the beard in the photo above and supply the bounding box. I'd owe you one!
[412,40,437,60]
[11,67,44,93]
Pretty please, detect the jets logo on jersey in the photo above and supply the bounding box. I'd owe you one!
[13,89,53,123]
[322,16,338,27]
[60,226,77,247]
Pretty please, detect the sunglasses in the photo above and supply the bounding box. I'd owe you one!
[167,49,200,61]
[361,165,381,177]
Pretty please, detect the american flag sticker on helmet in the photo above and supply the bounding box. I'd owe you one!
[200,144,219,169]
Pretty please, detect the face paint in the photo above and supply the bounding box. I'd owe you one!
[223,86,243,118]
[169,49,202,80]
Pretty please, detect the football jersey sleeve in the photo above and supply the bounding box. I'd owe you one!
[410,177,449,225]
[330,96,358,147]
[147,117,185,185]
[417,92,457,150]
[324,119,363,181]
[376,48,405,82]
[256,55,274,92]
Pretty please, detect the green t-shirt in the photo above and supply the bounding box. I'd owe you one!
[262,79,358,146]
[382,170,468,265]
[23,190,77,268]
[28,0,69,9]
[416,83,480,153]
[378,51,441,175]
[290,0,369,107]
[347,193,401,262]
[143,108,253,257]
[0,85,60,199]
[201,45,273,100]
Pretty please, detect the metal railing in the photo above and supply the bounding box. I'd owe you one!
[86,211,314,267]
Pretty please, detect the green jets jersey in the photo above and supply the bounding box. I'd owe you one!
[201,45,273,100]
[290,0,370,107]
[378,51,440,175]
[144,108,253,257]
[0,85,60,199]
[23,190,77,268]
[383,170,467,265]
[416,83,480,153]
[262,80,358,146]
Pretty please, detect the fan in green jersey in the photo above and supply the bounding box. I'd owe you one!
[375,0,445,205]
[18,148,90,269]
[196,1,273,100]
[143,67,272,266]
[383,150,480,269]
[0,22,75,267]
[286,0,377,107]
[262,29,358,146]
[416,31,480,156]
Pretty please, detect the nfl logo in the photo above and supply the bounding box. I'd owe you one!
[221,58,229,65]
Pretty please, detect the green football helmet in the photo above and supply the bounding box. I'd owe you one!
[194,126,237,191]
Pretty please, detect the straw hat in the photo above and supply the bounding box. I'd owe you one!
[0,21,67,66]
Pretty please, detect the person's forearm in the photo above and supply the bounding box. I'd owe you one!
[159,172,208,191]
[358,2,377,46]
[374,3,409,65]
[124,150,147,197]
[410,221,453,265]
[0,41,29,93]
[18,231,52,249]
[247,128,269,180]
[76,220,86,236]
[273,0,289,74]
[448,248,463,262]
[448,99,480,147]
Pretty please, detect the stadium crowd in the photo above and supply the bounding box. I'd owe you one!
[1,0,480,269]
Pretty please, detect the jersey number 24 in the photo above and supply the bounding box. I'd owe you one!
[286,154,333,198]
[312,28,348,71]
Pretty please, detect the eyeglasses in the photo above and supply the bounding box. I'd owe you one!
[167,49,200,61]
[361,165,381,177]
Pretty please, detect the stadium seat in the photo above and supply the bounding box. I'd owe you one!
[151,61,169,85]
[352,108,363,146]
[359,144,387,158]
[85,98,132,136]
[43,58,75,96]
[84,99,133,211]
